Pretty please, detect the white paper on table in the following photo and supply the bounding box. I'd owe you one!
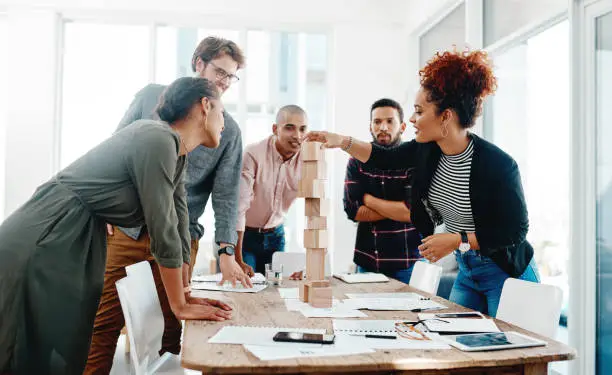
[192,272,266,284]
[278,288,299,299]
[208,326,326,346]
[418,313,500,333]
[345,292,425,300]
[337,334,452,350]
[341,298,446,311]
[298,303,368,318]
[243,335,375,360]
[284,298,341,312]
[333,319,398,335]
[191,282,268,293]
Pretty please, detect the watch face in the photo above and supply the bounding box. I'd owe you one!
[459,243,470,252]
[220,246,235,256]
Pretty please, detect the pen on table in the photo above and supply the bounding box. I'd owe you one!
[364,334,397,340]
[410,307,440,312]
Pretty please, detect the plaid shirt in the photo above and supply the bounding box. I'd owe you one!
[343,149,422,273]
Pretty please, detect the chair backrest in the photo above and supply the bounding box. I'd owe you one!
[116,261,166,375]
[272,251,331,277]
[409,261,443,295]
[496,278,563,338]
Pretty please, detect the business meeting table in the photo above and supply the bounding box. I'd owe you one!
[181,277,576,374]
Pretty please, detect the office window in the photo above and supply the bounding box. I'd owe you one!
[484,0,568,46]
[60,22,150,169]
[596,9,612,375]
[154,28,328,251]
[419,3,466,67]
[486,20,570,323]
[0,15,7,221]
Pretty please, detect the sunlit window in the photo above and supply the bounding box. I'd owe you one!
[60,22,150,169]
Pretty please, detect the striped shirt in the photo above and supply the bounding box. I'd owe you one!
[343,151,422,274]
[427,140,475,234]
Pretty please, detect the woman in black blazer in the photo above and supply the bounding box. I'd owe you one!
[306,49,540,317]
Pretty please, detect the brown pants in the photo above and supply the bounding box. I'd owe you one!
[84,227,199,375]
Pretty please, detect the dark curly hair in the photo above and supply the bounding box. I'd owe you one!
[156,77,219,123]
[419,49,497,128]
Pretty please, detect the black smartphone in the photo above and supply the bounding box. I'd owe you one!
[273,331,335,344]
[435,312,482,319]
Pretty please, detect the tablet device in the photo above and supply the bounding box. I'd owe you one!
[445,331,547,352]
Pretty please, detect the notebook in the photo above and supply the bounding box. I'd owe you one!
[333,272,389,283]
[332,319,398,335]
[418,313,500,334]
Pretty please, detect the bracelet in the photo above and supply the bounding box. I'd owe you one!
[342,136,353,152]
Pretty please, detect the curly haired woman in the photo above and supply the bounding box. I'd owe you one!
[305,49,540,317]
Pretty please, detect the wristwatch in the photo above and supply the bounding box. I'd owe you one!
[218,245,235,257]
[458,231,470,252]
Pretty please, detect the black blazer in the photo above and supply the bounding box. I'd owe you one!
[366,133,533,277]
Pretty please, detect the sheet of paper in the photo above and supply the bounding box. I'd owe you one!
[333,273,389,283]
[243,335,374,360]
[192,272,266,284]
[345,292,425,300]
[284,298,340,311]
[341,298,446,311]
[298,303,368,318]
[418,313,500,333]
[208,326,326,346]
[333,319,398,335]
[191,282,268,293]
[337,334,452,350]
[278,288,299,299]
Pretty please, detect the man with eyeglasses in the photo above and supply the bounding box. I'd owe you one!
[85,36,250,374]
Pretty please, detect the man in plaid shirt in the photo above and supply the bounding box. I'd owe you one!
[343,98,422,283]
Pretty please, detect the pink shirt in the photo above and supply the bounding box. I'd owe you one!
[237,135,302,231]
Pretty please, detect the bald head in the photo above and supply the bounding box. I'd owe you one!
[276,105,308,124]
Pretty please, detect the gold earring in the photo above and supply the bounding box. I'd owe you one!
[441,124,449,138]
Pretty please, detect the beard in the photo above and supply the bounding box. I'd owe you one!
[373,132,402,147]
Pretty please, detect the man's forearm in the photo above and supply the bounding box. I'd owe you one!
[354,206,386,222]
[365,195,411,222]
[233,231,245,263]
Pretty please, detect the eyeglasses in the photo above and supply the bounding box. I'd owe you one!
[394,319,449,341]
[208,61,240,84]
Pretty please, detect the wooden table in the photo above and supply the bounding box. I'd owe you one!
[182,279,576,374]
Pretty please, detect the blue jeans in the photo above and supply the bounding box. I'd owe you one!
[242,225,285,274]
[357,264,415,284]
[449,250,540,317]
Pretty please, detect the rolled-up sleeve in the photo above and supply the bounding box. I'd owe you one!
[127,128,183,268]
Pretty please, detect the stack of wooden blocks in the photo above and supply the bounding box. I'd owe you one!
[298,141,332,308]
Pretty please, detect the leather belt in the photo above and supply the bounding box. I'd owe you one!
[245,225,279,234]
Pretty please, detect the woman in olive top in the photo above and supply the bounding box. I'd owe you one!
[0,77,233,374]
[306,49,540,317]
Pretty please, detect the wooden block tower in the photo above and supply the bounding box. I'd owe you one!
[298,141,332,308]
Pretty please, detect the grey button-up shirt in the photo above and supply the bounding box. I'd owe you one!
[115,83,242,245]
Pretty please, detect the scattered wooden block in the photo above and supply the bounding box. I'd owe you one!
[306,248,326,281]
[308,283,332,308]
[302,160,327,180]
[305,198,329,217]
[302,142,324,161]
[299,282,310,302]
[306,216,327,230]
[303,230,328,249]
[298,179,325,198]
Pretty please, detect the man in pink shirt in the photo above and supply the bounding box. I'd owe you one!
[235,105,308,275]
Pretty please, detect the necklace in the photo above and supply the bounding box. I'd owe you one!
[179,136,189,155]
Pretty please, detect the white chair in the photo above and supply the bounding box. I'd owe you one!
[496,278,563,338]
[409,261,443,295]
[116,261,197,375]
[272,251,331,278]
